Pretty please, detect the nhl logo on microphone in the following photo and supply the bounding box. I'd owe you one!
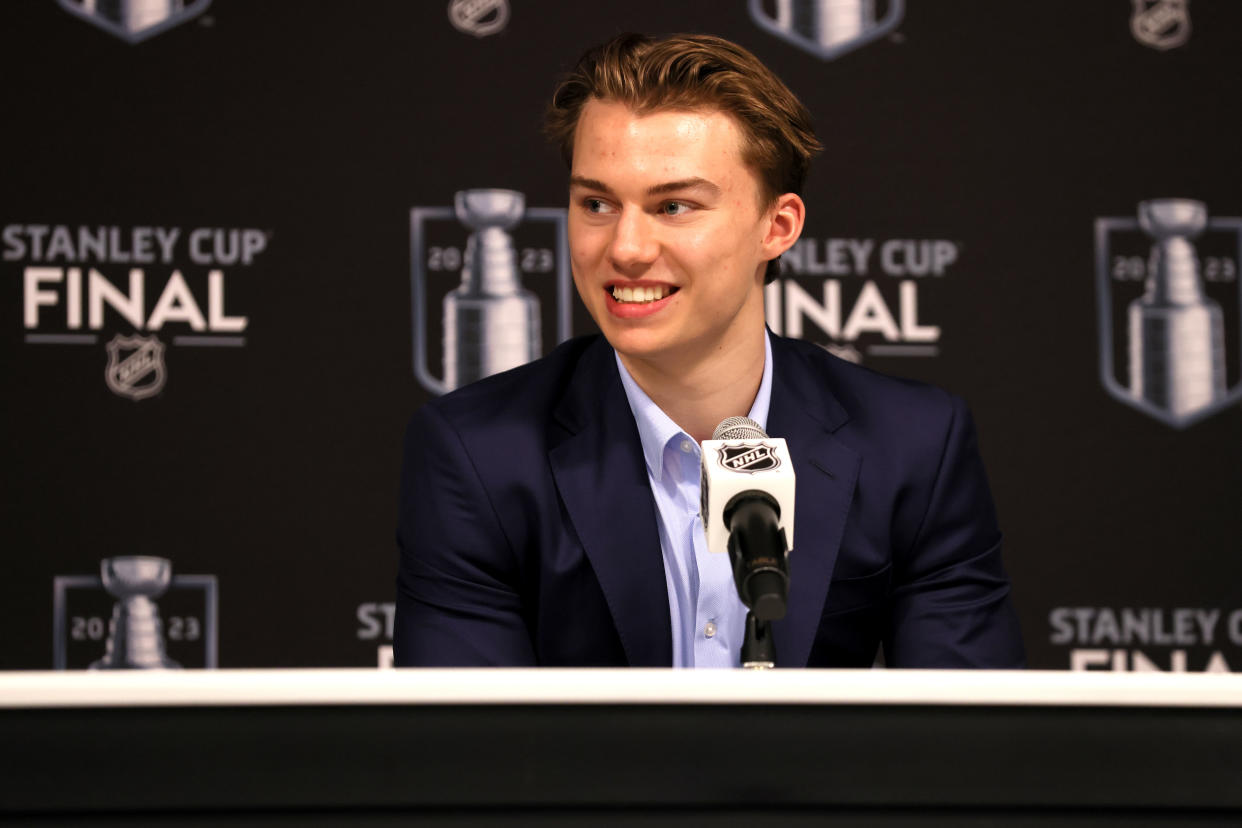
[719,442,781,474]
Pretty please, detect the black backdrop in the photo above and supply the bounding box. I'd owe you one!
[4,0,1240,671]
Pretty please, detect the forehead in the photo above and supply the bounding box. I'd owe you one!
[571,99,754,186]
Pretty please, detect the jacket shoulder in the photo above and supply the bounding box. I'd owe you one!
[777,335,959,416]
[415,335,604,436]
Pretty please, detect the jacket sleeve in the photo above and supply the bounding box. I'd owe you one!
[393,402,536,666]
[884,394,1026,668]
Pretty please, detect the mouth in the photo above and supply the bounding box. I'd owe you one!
[603,282,679,319]
[607,284,678,304]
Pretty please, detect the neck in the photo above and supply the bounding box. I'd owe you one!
[619,326,767,444]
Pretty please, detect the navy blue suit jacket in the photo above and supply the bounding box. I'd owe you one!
[394,333,1024,668]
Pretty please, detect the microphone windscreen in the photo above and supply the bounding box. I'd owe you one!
[712,416,767,441]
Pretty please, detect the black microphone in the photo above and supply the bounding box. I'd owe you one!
[700,416,795,622]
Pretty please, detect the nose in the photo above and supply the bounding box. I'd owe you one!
[608,207,659,273]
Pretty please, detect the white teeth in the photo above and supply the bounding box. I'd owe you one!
[611,285,672,303]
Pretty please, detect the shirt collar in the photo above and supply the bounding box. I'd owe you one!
[616,331,773,483]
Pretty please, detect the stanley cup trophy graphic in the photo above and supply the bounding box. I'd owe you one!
[411,188,572,395]
[749,0,905,60]
[90,556,181,669]
[58,0,212,43]
[91,0,187,32]
[443,189,541,391]
[1127,199,1226,419]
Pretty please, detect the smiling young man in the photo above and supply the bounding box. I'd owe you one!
[566,98,799,445]
[394,33,1024,668]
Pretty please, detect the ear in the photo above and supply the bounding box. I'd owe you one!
[760,193,806,262]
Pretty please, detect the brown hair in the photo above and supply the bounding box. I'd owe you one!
[545,33,822,281]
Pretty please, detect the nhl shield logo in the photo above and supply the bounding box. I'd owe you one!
[1131,0,1191,51]
[719,442,781,473]
[749,0,905,61]
[1095,199,1242,429]
[57,0,212,44]
[105,333,167,401]
[448,0,509,38]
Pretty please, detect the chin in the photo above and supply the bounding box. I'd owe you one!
[599,326,663,357]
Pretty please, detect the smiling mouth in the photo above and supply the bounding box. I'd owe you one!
[609,285,678,304]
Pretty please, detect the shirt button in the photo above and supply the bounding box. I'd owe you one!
[680,440,694,454]
[704,621,717,638]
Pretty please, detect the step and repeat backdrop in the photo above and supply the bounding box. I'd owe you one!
[3,0,1240,672]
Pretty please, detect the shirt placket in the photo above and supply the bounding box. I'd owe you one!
[672,441,727,667]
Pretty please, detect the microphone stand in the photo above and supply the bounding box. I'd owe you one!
[725,498,788,670]
[741,611,775,669]
[704,417,792,671]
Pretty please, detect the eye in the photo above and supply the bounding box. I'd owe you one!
[583,197,613,214]
[660,201,692,216]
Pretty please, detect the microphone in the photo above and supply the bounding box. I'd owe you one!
[700,416,795,622]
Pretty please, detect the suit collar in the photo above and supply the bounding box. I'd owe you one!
[550,336,618,435]
[767,333,851,433]
[766,336,860,667]
[549,337,673,666]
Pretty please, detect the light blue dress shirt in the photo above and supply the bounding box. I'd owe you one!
[615,333,773,668]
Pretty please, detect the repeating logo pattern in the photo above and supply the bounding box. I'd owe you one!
[447,0,509,38]
[1131,0,1191,51]
[764,234,958,363]
[1095,200,1242,428]
[1050,605,1239,672]
[410,189,572,395]
[57,0,212,43]
[53,557,218,669]
[749,0,904,60]
[356,601,396,668]
[104,333,166,401]
[8,223,262,401]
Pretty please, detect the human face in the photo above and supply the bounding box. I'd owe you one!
[568,99,779,371]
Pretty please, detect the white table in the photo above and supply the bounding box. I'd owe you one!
[2,669,1240,825]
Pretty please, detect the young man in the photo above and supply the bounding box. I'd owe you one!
[394,33,1024,668]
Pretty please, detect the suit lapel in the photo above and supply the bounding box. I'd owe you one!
[767,337,861,668]
[548,338,673,667]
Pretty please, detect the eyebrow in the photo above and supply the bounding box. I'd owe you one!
[569,175,722,198]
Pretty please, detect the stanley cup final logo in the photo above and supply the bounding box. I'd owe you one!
[411,189,572,395]
[57,0,213,43]
[53,556,218,669]
[1096,199,1242,428]
[749,0,905,61]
